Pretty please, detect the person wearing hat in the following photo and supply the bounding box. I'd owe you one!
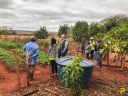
[90,37,96,60]
[23,36,39,81]
[58,34,68,57]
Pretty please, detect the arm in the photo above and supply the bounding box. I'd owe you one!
[31,48,39,58]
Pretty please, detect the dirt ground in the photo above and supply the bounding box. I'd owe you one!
[0,49,128,96]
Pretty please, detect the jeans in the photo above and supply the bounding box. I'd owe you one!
[94,51,102,68]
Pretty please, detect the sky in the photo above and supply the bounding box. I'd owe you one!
[0,0,128,32]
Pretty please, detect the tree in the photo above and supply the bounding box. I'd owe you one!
[100,21,128,69]
[35,26,48,39]
[72,21,89,42]
[89,22,100,36]
[0,26,12,35]
[58,24,69,36]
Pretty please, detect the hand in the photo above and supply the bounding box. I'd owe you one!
[28,56,32,63]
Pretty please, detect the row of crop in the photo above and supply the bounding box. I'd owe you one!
[0,41,49,65]
[0,48,26,71]
[13,48,49,65]
[0,41,23,49]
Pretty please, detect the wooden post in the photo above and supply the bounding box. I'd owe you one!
[107,51,109,66]
[122,54,126,70]
[15,59,22,95]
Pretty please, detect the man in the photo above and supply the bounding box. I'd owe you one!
[81,36,86,55]
[58,34,68,58]
[23,36,39,81]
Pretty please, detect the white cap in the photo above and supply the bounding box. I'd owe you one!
[61,34,65,38]
[90,37,94,39]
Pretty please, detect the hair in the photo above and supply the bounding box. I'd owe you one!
[51,38,57,46]
[31,37,36,42]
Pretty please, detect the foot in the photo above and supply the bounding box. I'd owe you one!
[50,74,54,77]
[54,73,58,77]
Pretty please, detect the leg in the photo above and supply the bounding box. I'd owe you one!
[53,60,58,74]
[86,53,89,59]
[90,50,94,60]
[50,60,54,75]
[28,65,31,80]
[30,65,35,80]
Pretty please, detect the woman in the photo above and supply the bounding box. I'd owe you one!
[48,38,58,77]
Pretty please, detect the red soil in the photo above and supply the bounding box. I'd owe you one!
[0,49,128,95]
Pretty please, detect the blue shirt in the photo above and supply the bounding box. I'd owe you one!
[23,41,39,58]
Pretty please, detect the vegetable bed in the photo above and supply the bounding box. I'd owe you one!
[0,48,26,71]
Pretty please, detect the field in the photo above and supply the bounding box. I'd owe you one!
[0,36,128,96]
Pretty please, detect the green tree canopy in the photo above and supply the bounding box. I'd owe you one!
[58,24,69,36]
[72,21,89,42]
[89,22,100,36]
[35,26,48,39]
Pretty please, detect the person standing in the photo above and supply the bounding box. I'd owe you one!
[58,34,68,58]
[81,37,86,55]
[48,38,58,77]
[95,39,103,68]
[23,36,39,81]
[85,42,91,59]
[90,37,96,60]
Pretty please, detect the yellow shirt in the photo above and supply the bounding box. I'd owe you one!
[90,41,95,50]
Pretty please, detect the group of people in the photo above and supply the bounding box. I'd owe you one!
[23,34,68,80]
[23,35,103,81]
[81,37,103,68]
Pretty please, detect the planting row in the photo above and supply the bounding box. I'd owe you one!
[0,41,23,49]
[13,48,49,65]
[0,41,49,65]
[0,48,26,71]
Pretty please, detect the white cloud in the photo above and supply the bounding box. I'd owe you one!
[0,0,128,32]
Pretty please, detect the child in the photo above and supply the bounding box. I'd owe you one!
[48,38,58,77]
[85,42,91,59]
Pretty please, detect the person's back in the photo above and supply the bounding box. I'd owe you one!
[24,42,39,58]
[49,44,58,59]
[49,38,58,77]
[23,36,39,81]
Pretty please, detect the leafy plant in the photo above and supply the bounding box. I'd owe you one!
[0,48,25,70]
[38,52,49,65]
[72,21,89,42]
[58,24,69,36]
[35,26,48,39]
[43,40,49,48]
[0,41,23,49]
[61,56,84,96]
[14,49,26,57]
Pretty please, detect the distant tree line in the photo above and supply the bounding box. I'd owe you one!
[0,26,16,35]
[58,14,128,42]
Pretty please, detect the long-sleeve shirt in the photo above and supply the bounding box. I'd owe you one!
[23,41,39,58]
